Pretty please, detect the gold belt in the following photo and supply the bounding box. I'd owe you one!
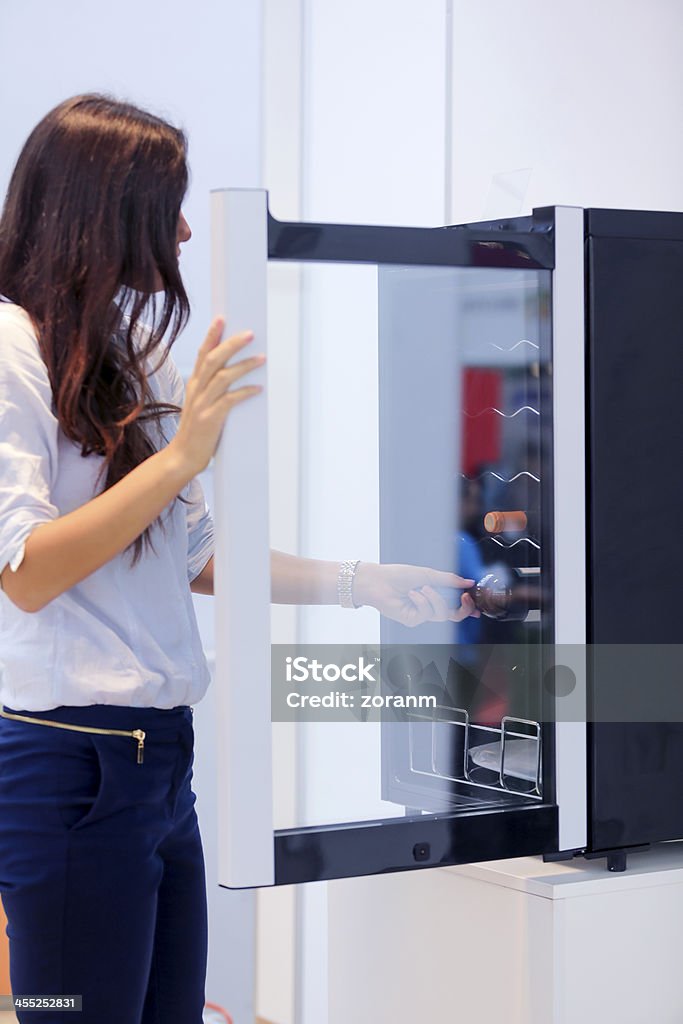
[0,710,146,764]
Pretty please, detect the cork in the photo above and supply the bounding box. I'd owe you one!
[483,510,528,534]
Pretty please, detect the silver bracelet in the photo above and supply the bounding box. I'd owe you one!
[337,559,361,609]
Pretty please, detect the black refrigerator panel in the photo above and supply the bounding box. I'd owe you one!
[586,209,683,853]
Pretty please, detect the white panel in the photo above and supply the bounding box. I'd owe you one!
[552,206,587,852]
[450,0,683,222]
[212,188,274,888]
[304,0,447,225]
[327,868,554,1024]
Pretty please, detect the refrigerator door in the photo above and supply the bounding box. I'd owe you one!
[211,191,586,888]
[586,209,683,855]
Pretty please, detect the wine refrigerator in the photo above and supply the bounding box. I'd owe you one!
[210,195,683,887]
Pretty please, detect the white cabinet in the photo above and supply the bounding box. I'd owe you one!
[327,842,683,1024]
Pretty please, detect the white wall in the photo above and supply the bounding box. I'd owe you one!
[450,0,683,221]
[0,4,263,1021]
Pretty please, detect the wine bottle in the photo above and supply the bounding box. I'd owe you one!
[467,567,541,621]
[483,509,540,537]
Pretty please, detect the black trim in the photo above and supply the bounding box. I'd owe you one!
[539,255,557,806]
[583,844,651,873]
[270,804,558,885]
[266,205,555,269]
[585,207,683,241]
[584,221,596,855]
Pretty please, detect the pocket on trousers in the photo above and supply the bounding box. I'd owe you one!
[55,735,107,832]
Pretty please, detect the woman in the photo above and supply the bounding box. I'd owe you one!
[0,94,477,1024]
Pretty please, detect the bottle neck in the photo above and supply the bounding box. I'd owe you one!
[470,566,541,621]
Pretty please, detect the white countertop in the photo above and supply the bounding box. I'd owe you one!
[444,840,683,898]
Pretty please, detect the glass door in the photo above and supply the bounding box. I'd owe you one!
[378,260,550,816]
[211,191,586,888]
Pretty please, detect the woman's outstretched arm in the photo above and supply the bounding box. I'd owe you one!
[190,550,479,626]
[191,550,350,602]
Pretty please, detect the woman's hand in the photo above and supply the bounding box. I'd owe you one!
[353,562,480,627]
[167,315,265,477]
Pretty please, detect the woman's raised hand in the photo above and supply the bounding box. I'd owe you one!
[168,315,265,477]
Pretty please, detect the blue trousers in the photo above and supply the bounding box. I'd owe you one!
[0,703,208,1024]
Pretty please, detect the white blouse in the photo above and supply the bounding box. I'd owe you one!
[0,300,214,710]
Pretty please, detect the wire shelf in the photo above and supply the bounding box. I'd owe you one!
[406,703,542,799]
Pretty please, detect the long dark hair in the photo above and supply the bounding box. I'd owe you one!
[0,93,191,568]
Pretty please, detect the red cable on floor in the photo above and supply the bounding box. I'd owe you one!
[204,1001,233,1024]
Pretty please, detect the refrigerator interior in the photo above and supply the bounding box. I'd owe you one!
[376,262,555,818]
